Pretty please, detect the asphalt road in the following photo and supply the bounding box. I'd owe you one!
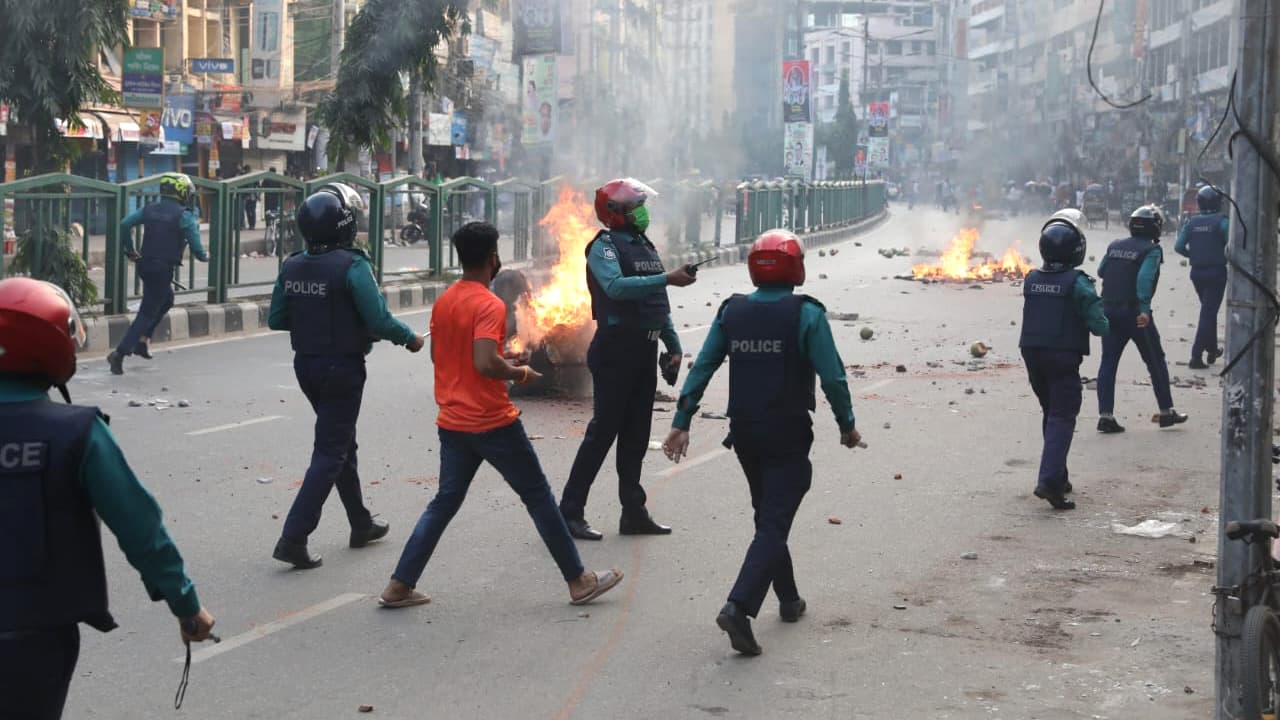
[64,206,1219,719]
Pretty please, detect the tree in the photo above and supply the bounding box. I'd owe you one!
[319,0,470,163]
[0,0,129,172]
[827,71,860,179]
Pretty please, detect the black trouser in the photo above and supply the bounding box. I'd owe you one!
[244,198,257,230]
[1021,348,1083,494]
[0,625,80,719]
[1190,265,1227,360]
[115,257,176,356]
[726,420,813,617]
[560,326,658,520]
[281,354,374,543]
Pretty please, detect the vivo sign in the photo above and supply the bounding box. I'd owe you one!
[161,95,195,144]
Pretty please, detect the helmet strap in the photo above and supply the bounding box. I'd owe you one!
[56,383,72,404]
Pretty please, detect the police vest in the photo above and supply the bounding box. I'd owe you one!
[1101,237,1158,305]
[141,198,189,265]
[585,230,671,328]
[279,248,373,355]
[1019,269,1091,355]
[720,294,817,423]
[0,399,116,633]
[1185,213,1227,268]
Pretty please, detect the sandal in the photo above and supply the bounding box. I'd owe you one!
[378,591,432,609]
[570,568,624,606]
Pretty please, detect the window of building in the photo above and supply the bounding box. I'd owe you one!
[811,48,820,65]
[825,45,835,64]
[926,41,936,56]
[841,41,851,57]
[867,40,879,53]
[887,40,902,55]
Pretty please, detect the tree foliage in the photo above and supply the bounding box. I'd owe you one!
[0,0,130,172]
[828,71,859,178]
[320,0,470,162]
[11,226,98,308]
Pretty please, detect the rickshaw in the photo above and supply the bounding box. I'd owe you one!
[1083,183,1108,229]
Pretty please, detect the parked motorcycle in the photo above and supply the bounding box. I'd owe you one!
[400,192,430,244]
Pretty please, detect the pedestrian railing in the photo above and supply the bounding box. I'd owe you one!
[0,172,887,314]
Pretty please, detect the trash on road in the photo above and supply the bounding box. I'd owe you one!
[1112,519,1181,539]
[892,603,908,610]
[647,441,663,451]
[699,411,728,420]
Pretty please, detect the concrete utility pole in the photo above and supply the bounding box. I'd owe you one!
[408,72,423,176]
[331,0,345,78]
[1214,1,1280,717]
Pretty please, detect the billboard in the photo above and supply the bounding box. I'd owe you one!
[123,48,164,109]
[161,94,196,145]
[251,0,284,84]
[514,0,561,56]
[521,55,557,146]
[783,122,813,181]
[139,111,163,147]
[782,61,812,123]
[428,113,451,146]
[867,102,889,137]
[867,136,890,168]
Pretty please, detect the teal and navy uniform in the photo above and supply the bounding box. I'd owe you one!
[269,248,417,544]
[0,378,200,718]
[560,229,681,522]
[674,287,854,618]
[1096,238,1175,414]
[1018,269,1109,496]
[1175,213,1230,362]
[115,198,208,357]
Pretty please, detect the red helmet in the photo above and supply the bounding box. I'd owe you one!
[748,229,806,286]
[0,278,86,385]
[594,178,656,229]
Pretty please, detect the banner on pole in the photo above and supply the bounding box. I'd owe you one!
[782,61,812,123]
[521,55,558,146]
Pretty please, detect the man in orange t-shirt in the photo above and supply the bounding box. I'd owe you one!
[379,222,622,608]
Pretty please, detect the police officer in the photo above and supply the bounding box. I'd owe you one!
[107,173,208,375]
[1174,185,1229,369]
[1095,205,1189,433]
[559,178,696,541]
[662,230,859,656]
[268,184,426,569]
[0,278,216,718]
[1019,211,1109,511]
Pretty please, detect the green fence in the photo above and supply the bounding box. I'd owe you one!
[0,173,887,315]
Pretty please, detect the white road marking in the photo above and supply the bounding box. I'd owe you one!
[176,593,367,665]
[655,448,729,478]
[860,378,895,393]
[185,415,286,436]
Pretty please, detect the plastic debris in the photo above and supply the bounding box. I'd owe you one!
[1112,519,1181,538]
[256,477,273,484]
[648,441,663,451]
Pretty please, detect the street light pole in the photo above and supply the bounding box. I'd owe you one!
[1214,1,1280,716]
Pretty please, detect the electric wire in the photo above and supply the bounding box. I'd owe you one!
[1085,0,1152,109]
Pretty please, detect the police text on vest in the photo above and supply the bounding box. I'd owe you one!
[0,442,46,471]
[730,339,784,353]
[285,280,328,297]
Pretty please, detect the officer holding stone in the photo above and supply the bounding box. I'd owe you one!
[268,184,425,569]
[559,178,696,541]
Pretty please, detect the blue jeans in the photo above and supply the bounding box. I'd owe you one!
[281,354,372,543]
[392,419,585,588]
[1096,305,1174,414]
[115,257,175,356]
[1022,348,1083,493]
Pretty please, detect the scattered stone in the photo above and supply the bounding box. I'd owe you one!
[128,399,143,407]
[960,551,978,560]
[892,604,907,610]
[177,399,191,408]
[577,611,589,618]
[161,386,169,392]
[883,422,891,429]
[855,242,862,247]
[655,391,677,403]
[970,342,989,358]
[705,301,712,307]
[271,513,278,519]
[686,360,693,369]
[1010,320,1016,326]
[895,364,907,373]
[828,517,843,525]
[968,284,983,290]
[830,249,840,256]
[828,311,859,321]
[818,249,827,257]
[964,388,975,395]
[819,273,829,280]
[528,434,545,440]
[1184,686,1194,695]
[1180,260,1188,267]
[358,705,374,714]
[860,327,874,340]
[699,411,728,420]
[893,473,903,480]
[256,477,273,484]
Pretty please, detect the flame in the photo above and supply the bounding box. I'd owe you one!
[911,228,1034,281]
[516,185,599,348]
[507,336,524,354]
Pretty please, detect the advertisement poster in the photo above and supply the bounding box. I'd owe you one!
[251,0,283,84]
[783,122,813,181]
[867,136,890,168]
[428,113,451,146]
[854,145,867,177]
[139,111,163,146]
[123,48,164,109]
[867,102,889,137]
[213,84,242,113]
[255,110,307,151]
[782,61,812,123]
[521,54,557,146]
[451,113,468,146]
[130,0,179,21]
[162,94,195,145]
[195,113,215,145]
[513,0,561,56]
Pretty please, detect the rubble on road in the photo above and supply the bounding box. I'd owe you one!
[828,311,859,321]
[860,327,874,340]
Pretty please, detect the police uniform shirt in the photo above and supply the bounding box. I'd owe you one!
[585,231,681,354]
[119,199,208,264]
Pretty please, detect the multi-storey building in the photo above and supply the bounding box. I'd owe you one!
[806,23,865,125]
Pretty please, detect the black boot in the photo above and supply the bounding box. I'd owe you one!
[1208,347,1224,364]
[716,602,762,655]
[350,517,390,548]
[779,598,807,623]
[564,516,604,541]
[1188,357,1208,370]
[620,510,672,535]
[1097,417,1125,434]
[107,351,124,376]
[272,538,322,569]
[1159,410,1189,428]
[1034,486,1076,510]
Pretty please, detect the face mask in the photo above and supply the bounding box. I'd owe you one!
[629,205,650,233]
